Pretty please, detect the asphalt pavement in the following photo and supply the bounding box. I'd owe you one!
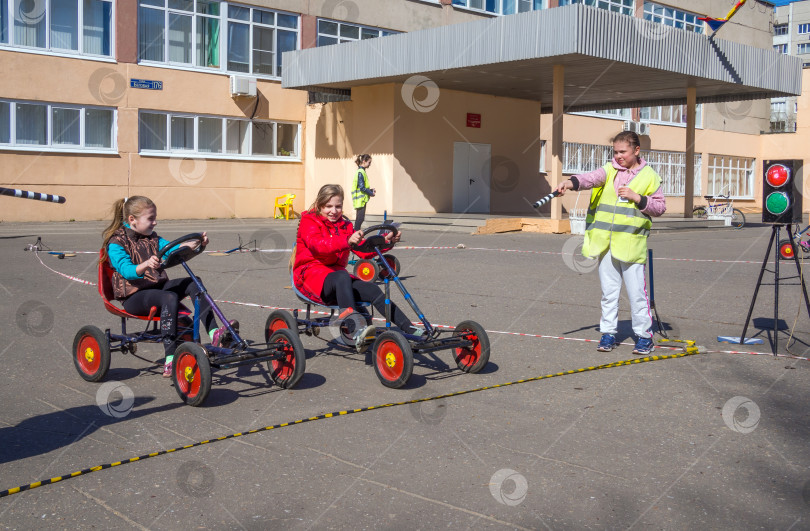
[1,219,809,530]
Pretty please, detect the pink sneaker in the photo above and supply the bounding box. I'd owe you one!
[212,320,240,348]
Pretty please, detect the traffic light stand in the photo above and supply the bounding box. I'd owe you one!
[740,224,810,355]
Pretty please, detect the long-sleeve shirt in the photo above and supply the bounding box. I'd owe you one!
[107,223,172,280]
[570,157,667,217]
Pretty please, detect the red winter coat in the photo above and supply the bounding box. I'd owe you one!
[293,211,374,304]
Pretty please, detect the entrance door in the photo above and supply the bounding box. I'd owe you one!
[452,142,491,214]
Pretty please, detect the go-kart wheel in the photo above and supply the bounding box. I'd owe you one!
[378,254,401,280]
[267,328,306,389]
[372,330,413,389]
[265,310,298,341]
[353,259,379,282]
[73,325,111,382]
[452,320,490,373]
[172,343,211,407]
[779,239,796,260]
[350,224,398,254]
[158,233,205,269]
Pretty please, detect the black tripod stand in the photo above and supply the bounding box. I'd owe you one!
[740,224,810,355]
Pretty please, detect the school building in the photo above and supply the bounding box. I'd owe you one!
[0,0,806,225]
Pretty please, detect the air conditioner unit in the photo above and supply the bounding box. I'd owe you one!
[230,75,257,97]
[622,120,650,136]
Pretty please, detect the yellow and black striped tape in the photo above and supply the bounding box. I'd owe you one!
[1,350,700,499]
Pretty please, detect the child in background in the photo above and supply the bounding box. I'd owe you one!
[101,196,236,376]
[352,154,375,231]
[555,131,666,355]
[293,184,424,351]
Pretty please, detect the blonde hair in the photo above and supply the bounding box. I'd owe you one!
[290,185,346,271]
[100,196,155,263]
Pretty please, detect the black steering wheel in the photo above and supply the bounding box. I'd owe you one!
[158,233,205,269]
[351,224,398,254]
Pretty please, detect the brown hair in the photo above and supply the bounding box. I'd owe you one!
[355,154,372,167]
[291,184,346,271]
[611,131,641,150]
[100,196,155,263]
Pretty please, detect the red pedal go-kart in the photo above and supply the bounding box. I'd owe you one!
[265,225,489,389]
[73,233,305,406]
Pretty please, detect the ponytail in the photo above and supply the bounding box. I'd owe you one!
[355,154,372,167]
[100,196,155,263]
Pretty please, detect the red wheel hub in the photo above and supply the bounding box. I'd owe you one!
[268,318,288,333]
[376,339,404,381]
[455,330,481,369]
[356,261,375,281]
[781,243,794,259]
[76,334,101,375]
[175,351,201,398]
[271,338,295,381]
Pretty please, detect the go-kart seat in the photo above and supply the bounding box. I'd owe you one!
[289,246,370,311]
[98,250,190,322]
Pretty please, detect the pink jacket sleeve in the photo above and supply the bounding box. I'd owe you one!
[640,185,667,217]
[572,167,607,191]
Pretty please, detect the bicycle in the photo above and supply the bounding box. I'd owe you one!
[778,223,810,260]
[692,194,745,229]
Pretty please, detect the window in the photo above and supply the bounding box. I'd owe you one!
[451,0,542,14]
[798,43,810,54]
[707,155,754,198]
[138,110,299,159]
[0,99,115,151]
[138,1,298,77]
[774,24,788,36]
[316,19,395,47]
[562,141,701,196]
[0,0,112,55]
[798,23,810,34]
[643,2,703,33]
[573,108,631,119]
[640,104,702,126]
[226,5,298,76]
[559,0,634,17]
[773,43,787,54]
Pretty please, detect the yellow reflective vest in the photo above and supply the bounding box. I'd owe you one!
[352,168,370,209]
[581,163,662,264]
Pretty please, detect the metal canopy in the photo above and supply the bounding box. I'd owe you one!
[282,4,802,113]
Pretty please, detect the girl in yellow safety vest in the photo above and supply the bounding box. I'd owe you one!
[352,154,375,230]
[555,131,666,355]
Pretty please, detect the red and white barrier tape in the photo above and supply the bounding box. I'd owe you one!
[31,251,807,361]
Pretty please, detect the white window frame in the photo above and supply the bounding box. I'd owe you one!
[138,110,300,161]
[137,0,300,79]
[450,0,542,15]
[774,24,788,36]
[559,0,634,17]
[0,98,116,153]
[572,108,631,120]
[798,43,810,54]
[773,43,788,54]
[707,154,754,199]
[798,23,810,34]
[0,0,114,58]
[643,2,703,33]
[316,18,395,47]
[640,104,703,127]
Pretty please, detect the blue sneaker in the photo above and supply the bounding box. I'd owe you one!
[597,333,617,352]
[633,336,655,355]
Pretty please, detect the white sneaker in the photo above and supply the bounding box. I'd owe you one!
[354,325,376,353]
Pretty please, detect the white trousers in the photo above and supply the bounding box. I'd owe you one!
[598,249,653,339]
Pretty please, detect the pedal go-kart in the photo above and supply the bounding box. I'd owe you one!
[73,233,305,406]
[265,225,489,389]
[348,220,401,282]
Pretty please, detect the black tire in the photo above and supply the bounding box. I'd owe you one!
[378,254,401,280]
[779,239,797,260]
[265,310,298,341]
[692,206,707,219]
[353,259,379,282]
[73,325,111,382]
[452,320,490,374]
[172,343,212,407]
[372,330,413,389]
[731,208,745,229]
[267,328,306,389]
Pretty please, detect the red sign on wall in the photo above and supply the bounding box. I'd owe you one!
[466,113,481,128]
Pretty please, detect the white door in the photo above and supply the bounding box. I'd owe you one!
[452,142,491,214]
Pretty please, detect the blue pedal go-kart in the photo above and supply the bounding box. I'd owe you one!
[73,233,305,406]
[265,225,489,389]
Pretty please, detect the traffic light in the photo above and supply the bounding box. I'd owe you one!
[762,160,803,224]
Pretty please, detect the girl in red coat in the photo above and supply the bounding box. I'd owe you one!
[293,184,423,347]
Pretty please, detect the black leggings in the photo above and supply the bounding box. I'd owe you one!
[123,278,217,355]
[321,270,414,333]
[354,206,366,232]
